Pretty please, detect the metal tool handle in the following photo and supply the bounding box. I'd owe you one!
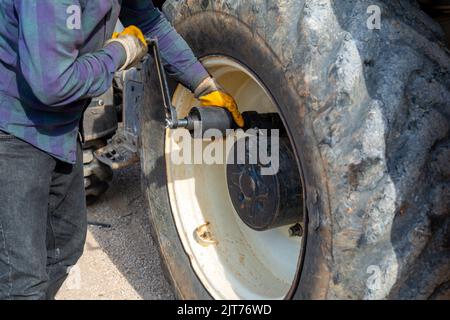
[146,38,181,128]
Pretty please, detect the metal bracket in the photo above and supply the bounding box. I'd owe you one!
[94,63,144,169]
[122,66,144,151]
[94,126,140,170]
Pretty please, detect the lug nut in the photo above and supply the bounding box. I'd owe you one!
[289,223,303,237]
[194,222,218,247]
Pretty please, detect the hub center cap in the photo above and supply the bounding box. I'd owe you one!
[226,135,303,231]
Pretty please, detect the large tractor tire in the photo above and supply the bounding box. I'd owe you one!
[139,0,450,299]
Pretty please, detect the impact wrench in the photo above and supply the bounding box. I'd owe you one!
[146,38,285,136]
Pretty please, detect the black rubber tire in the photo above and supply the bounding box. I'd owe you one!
[140,0,450,299]
[83,146,114,205]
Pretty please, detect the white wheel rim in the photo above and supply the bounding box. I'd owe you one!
[165,56,303,300]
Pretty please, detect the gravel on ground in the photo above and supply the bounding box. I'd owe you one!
[57,164,175,300]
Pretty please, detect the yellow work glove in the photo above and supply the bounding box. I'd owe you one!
[194,77,244,128]
[106,25,148,71]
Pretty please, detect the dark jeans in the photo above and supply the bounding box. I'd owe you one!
[0,131,87,300]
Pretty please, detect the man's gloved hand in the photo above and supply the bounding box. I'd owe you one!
[106,25,148,71]
[194,77,244,128]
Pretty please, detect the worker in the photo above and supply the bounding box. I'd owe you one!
[0,0,242,300]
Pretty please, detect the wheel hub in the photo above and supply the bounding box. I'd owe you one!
[227,135,303,231]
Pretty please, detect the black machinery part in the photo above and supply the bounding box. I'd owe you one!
[185,108,288,137]
[226,130,303,231]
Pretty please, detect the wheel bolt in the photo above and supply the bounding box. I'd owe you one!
[289,223,303,237]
